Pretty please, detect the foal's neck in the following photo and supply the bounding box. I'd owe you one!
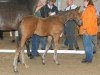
[58,13,70,24]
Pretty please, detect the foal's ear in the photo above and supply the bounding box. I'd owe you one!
[75,6,82,14]
[75,6,81,11]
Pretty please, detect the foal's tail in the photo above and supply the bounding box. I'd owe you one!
[16,20,23,47]
[16,19,31,54]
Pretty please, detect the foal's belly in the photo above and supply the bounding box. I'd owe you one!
[34,24,63,36]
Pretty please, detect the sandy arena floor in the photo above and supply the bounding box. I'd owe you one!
[0,32,100,75]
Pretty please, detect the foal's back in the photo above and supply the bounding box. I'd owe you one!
[34,15,64,36]
[21,15,64,37]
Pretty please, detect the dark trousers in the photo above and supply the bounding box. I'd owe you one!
[41,36,54,50]
[65,34,79,49]
[31,34,40,56]
[82,35,96,61]
[64,20,79,50]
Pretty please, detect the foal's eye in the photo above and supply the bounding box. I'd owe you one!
[69,13,73,16]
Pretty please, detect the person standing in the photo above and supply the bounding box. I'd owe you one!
[64,0,79,50]
[80,0,98,63]
[93,0,100,54]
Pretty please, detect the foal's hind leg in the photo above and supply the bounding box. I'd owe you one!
[20,37,29,68]
[13,36,28,72]
[53,34,60,65]
[20,47,29,68]
[13,48,21,72]
[42,36,52,65]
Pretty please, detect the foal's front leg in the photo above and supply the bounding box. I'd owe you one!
[53,35,60,65]
[42,36,52,65]
[42,49,48,65]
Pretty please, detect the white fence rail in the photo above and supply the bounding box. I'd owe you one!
[0,49,85,54]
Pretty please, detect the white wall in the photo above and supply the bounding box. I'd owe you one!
[94,0,100,14]
[56,0,100,12]
[56,0,83,11]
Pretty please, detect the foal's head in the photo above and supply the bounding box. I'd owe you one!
[58,7,81,23]
[68,6,81,21]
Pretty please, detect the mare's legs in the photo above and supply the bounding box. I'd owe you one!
[42,35,60,65]
[42,36,52,65]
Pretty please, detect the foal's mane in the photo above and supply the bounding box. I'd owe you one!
[57,9,77,16]
[41,9,78,22]
[57,6,80,16]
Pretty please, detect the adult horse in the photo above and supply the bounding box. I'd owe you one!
[13,7,81,72]
[0,0,38,30]
[0,0,39,72]
[0,0,39,58]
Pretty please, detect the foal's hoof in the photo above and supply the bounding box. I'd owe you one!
[27,54,32,57]
[24,64,29,68]
[57,63,60,65]
[13,67,18,73]
[14,70,18,73]
[42,59,45,65]
[42,62,45,65]
[54,60,60,65]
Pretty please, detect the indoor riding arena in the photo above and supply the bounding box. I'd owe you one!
[0,0,100,75]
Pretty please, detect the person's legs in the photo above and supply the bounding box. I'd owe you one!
[41,36,47,50]
[65,34,79,50]
[92,35,97,54]
[31,34,40,56]
[64,21,77,50]
[64,38,69,46]
[26,40,31,57]
[72,35,79,50]
[67,35,74,50]
[82,35,93,62]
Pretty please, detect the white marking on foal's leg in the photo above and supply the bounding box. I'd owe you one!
[42,49,48,65]
[13,50,20,72]
[42,36,52,65]
[54,50,59,65]
[21,49,29,68]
